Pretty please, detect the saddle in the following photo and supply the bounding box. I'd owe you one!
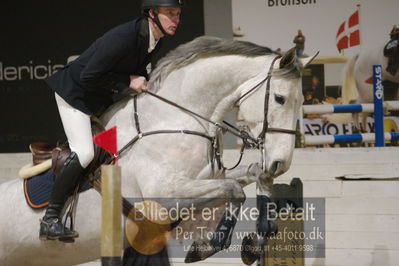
[22,119,109,209]
[20,120,107,179]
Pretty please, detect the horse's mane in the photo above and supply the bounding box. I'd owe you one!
[149,36,279,92]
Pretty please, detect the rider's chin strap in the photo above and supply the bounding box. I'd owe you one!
[149,10,169,36]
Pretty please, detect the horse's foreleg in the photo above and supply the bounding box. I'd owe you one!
[185,203,242,263]
[224,163,264,188]
[361,113,368,133]
[226,162,275,230]
[184,163,271,263]
[352,113,361,133]
[240,175,276,265]
[143,177,245,211]
[361,113,370,147]
[226,163,276,236]
[171,175,245,263]
[256,175,276,235]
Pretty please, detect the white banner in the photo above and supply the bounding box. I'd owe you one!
[303,116,399,136]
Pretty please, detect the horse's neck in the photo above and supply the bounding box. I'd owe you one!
[154,55,268,122]
[103,55,268,146]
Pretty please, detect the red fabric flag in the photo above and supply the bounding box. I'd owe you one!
[350,30,360,47]
[336,22,345,38]
[336,9,360,52]
[348,10,359,27]
[337,35,349,51]
[93,126,118,156]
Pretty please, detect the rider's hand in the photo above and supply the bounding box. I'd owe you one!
[129,75,148,93]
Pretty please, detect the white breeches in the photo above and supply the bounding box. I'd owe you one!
[55,93,94,168]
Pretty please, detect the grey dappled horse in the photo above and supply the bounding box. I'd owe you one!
[0,36,314,265]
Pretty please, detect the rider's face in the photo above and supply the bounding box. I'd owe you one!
[155,7,181,36]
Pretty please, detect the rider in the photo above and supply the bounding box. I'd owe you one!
[384,24,399,76]
[39,0,182,241]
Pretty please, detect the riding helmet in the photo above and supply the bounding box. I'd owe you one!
[142,0,183,11]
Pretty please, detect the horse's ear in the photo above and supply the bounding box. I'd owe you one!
[279,48,296,69]
[300,51,320,67]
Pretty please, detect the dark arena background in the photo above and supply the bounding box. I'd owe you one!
[0,0,204,152]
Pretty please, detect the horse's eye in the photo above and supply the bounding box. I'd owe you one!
[275,94,286,105]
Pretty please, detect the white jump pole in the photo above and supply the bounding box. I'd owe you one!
[302,101,399,115]
[302,63,398,146]
[305,132,399,145]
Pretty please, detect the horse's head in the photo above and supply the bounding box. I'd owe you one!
[237,48,317,178]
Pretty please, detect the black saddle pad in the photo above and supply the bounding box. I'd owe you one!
[23,169,92,209]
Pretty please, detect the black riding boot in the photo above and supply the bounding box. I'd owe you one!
[39,152,85,240]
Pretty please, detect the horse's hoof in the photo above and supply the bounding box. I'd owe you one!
[184,239,220,263]
[241,233,262,265]
[268,220,278,236]
[258,219,278,237]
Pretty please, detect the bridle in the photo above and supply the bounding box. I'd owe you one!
[233,55,296,170]
[235,55,297,138]
[107,55,297,171]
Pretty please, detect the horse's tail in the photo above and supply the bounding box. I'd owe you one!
[324,54,359,123]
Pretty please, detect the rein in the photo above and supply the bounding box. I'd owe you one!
[144,90,258,144]
[107,55,297,171]
[112,93,247,171]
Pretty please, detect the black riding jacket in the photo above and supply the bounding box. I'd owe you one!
[46,16,161,116]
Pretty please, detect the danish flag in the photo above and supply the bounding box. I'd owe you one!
[336,9,360,52]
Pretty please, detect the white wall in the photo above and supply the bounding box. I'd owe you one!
[203,0,239,149]
[204,0,233,39]
[3,148,399,266]
[232,0,398,57]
